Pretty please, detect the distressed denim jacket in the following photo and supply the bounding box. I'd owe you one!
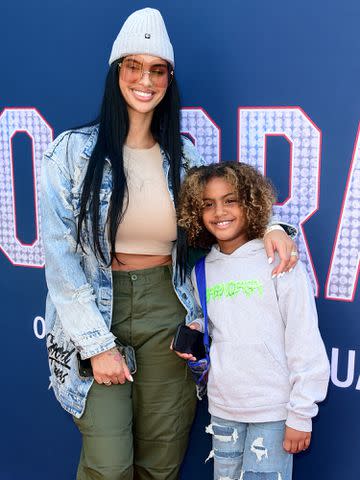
[41,125,206,417]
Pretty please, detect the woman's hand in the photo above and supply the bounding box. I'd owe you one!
[170,322,201,362]
[283,426,311,453]
[264,229,298,276]
[90,347,133,386]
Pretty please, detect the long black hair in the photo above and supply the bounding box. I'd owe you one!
[77,60,188,281]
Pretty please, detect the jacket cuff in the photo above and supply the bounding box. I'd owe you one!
[286,411,312,432]
[269,220,297,239]
[73,329,117,359]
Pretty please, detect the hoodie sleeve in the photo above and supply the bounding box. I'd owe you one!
[275,262,330,432]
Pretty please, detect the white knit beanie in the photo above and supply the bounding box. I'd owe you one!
[109,8,174,67]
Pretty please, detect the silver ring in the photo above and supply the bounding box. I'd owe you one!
[290,251,298,257]
[104,380,112,386]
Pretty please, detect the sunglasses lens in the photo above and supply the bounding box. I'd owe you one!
[120,59,142,83]
[149,65,170,87]
[120,59,171,88]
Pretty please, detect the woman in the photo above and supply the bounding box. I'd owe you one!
[41,8,298,480]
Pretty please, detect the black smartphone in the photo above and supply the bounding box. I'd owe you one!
[172,324,205,359]
[77,355,93,378]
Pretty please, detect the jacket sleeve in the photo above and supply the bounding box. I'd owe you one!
[275,262,330,432]
[268,219,298,239]
[181,135,207,169]
[41,148,116,359]
[189,268,205,332]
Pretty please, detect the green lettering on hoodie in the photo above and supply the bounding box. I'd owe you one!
[206,279,263,302]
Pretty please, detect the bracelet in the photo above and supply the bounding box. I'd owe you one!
[264,224,285,236]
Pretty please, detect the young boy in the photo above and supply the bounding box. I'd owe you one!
[176,162,330,480]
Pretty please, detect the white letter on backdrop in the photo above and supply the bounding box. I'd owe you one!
[0,108,53,267]
[180,107,220,164]
[238,107,321,295]
[325,123,360,301]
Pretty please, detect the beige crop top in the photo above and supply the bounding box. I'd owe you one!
[115,143,177,255]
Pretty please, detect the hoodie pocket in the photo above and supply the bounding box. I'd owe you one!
[208,341,289,409]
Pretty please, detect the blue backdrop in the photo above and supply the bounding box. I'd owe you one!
[0,0,359,478]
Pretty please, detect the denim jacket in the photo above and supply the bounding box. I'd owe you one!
[41,125,206,417]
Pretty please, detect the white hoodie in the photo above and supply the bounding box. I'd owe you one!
[191,239,330,432]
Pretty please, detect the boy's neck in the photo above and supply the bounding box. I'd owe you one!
[218,234,249,255]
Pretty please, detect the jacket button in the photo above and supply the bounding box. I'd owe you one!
[131,274,137,281]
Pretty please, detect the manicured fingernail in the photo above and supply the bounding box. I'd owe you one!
[289,268,293,273]
[272,274,277,279]
[129,375,134,382]
[268,257,274,264]
[280,272,285,277]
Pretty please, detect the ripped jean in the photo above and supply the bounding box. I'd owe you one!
[206,416,293,480]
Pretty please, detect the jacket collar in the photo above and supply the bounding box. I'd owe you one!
[80,125,99,160]
[80,125,111,167]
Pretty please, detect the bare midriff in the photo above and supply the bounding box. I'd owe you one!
[111,252,172,271]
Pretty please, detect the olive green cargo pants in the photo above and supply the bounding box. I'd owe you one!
[74,266,197,480]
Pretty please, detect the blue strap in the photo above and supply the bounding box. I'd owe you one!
[195,256,210,357]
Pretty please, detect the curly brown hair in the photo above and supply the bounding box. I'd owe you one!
[177,162,276,249]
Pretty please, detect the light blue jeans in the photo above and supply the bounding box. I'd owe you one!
[207,416,293,480]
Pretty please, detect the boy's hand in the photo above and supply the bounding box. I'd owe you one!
[170,322,201,362]
[283,426,311,453]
